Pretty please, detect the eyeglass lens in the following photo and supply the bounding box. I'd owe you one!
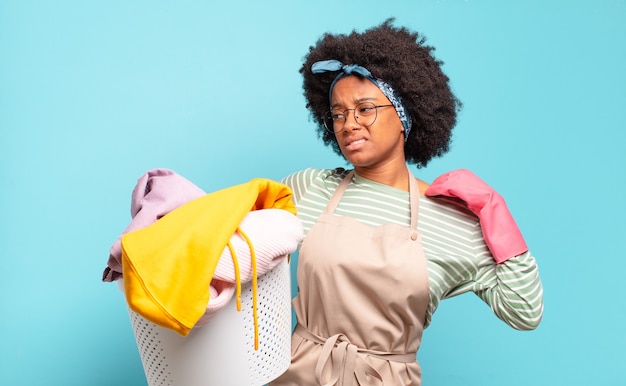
[323,102,381,133]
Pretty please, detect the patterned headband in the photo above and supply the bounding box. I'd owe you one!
[311,59,413,141]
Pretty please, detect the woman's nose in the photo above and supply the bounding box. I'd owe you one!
[341,110,361,131]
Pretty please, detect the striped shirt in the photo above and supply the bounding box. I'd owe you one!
[282,168,544,330]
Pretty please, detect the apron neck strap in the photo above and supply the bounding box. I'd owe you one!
[407,171,419,232]
[324,170,354,214]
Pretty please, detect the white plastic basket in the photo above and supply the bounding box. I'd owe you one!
[118,258,292,386]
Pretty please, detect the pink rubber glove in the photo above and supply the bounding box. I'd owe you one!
[425,169,528,263]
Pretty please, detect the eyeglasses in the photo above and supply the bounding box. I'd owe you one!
[323,102,394,134]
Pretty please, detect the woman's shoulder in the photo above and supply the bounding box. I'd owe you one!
[282,167,350,185]
[281,167,351,203]
[416,178,430,196]
[420,193,479,224]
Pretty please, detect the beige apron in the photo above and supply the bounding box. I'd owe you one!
[271,170,430,386]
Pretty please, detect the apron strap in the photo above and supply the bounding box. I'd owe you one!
[407,170,420,237]
[324,170,354,215]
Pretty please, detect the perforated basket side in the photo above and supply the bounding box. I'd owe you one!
[122,258,291,386]
[128,312,174,386]
[241,258,292,384]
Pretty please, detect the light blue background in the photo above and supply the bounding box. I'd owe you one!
[1,1,625,385]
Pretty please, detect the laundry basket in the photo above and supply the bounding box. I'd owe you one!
[118,257,292,386]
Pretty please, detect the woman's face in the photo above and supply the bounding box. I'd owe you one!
[330,75,406,170]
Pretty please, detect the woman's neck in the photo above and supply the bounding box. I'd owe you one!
[354,162,410,191]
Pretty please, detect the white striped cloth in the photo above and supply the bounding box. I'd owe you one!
[282,168,544,330]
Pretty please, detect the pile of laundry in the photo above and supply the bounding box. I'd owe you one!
[103,169,303,339]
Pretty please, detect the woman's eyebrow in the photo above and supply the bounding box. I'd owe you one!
[330,97,378,109]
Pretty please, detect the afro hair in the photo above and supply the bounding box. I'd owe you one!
[300,18,462,168]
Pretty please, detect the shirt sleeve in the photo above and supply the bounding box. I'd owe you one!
[444,250,544,331]
[281,168,328,205]
[422,200,544,331]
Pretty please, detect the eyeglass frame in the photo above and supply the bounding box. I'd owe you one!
[323,102,394,134]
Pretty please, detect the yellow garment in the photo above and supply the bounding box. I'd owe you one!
[121,178,296,336]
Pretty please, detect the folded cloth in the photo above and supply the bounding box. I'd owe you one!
[120,176,298,335]
[103,168,205,282]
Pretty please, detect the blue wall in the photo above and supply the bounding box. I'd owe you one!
[1,1,625,385]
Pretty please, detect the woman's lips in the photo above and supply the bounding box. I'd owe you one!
[344,138,366,151]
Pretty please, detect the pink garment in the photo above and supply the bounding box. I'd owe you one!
[103,168,205,282]
[105,168,304,324]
